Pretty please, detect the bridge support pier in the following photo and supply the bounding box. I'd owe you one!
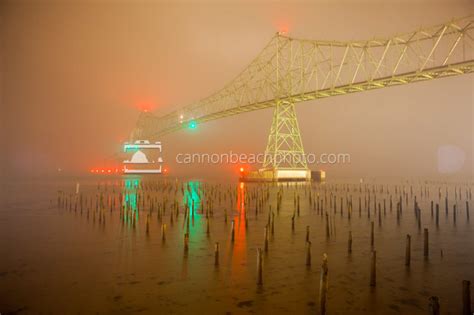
[257,99,310,181]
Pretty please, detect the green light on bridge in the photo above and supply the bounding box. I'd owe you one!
[188,121,197,129]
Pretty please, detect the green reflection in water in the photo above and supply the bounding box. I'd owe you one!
[123,177,140,227]
[183,181,205,244]
[183,181,201,215]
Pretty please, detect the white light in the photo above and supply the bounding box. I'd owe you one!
[275,170,310,179]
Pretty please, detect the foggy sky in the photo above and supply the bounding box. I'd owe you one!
[1,0,473,180]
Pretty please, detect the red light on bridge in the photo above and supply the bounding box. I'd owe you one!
[89,167,123,175]
[136,101,156,113]
[275,19,290,36]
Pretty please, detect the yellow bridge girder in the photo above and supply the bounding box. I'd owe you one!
[132,15,474,140]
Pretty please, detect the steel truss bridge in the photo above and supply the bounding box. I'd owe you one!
[131,15,474,179]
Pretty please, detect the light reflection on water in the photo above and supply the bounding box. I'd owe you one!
[0,177,473,314]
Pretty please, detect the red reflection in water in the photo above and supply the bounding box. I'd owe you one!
[231,182,247,269]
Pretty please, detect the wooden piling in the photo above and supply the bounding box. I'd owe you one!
[291,214,295,232]
[463,280,471,315]
[370,250,376,287]
[184,232,189,256]
[161,224,166,243]
[306,241,312,266]
[396,205,400,225]
[264,226,269,252]
[231,220,235,243]
[467,201,470,221]
[370,222,374,248]
[146,214,150,235]
[348,231,352,254]
[378,205,382,227]
[325,212,330,240]
[214,242,219,267]
[428,296,440,315]
[297,195,300,216]
[405,234,411,267]
[436,204,439,227]
[319,253,329,315]
[257,248,263,286]
[271,213,275,236]
[424,228,429,258]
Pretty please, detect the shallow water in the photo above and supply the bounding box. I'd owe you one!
[1,177,473,314]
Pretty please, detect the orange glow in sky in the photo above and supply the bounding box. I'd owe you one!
[274,19,291,35]
[136,101,156,113]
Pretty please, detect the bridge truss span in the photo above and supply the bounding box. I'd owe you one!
[133,15,474,140]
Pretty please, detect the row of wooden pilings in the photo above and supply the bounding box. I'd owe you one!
[57,180,472,314]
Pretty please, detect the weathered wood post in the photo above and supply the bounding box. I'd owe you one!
[231,220,235,243]
[319,254,329,315]
[428,296,440,315]
[297,195,300,216]
[271,212,275,236]
[370,250,376,287]
[445,196,448,215]
[214,242,219,267]
[348,231,352,254]
[184,232,189,256]
[463,280,471,315]
[325,212,330,240]
[306,241,312,267]
[146,214,150,236]
[405,234,411,267]
[264,226,269,252]
[396,204,400,225]
[257,248,263,286]
[359,197,362,217]
[424,228,429,258]
[436,204,439,227]
[467,201,470,221]
[378,203,382,227]
[161,223,166,243]
[417,207,422,230]
[370,221,375,248]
